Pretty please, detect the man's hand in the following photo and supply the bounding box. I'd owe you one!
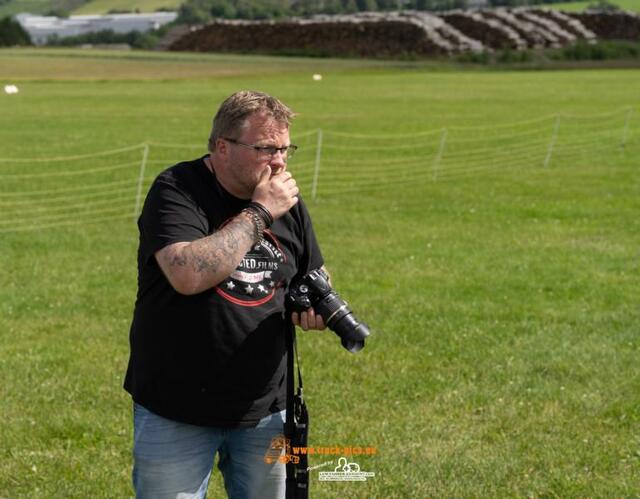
[292,308,327,331]
[251,166,299,220]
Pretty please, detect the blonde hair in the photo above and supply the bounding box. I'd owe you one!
[208,91,295,152]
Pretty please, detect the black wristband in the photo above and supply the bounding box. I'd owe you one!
[248,201,274,228]
[241,207,265,242]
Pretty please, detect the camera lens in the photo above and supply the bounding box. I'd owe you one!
[315,293,370,354]
[336,318,370,353]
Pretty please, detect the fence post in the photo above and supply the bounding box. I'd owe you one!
[311,129,322,202]
[620,107,633,150]
[432,128,448,181]
[134,143,149,219]
[543,115,561,168]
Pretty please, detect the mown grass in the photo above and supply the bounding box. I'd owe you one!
[0,49,639,498]
[0,47,425,81]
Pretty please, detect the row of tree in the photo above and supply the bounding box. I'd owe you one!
[44,27,169,49]
[177,0,595,23]
[0,17,31,46]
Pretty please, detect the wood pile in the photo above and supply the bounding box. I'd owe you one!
[170,19,445,57]
[513,9,576,46]
[168,9,640,57]
[481,9,551,48]
[573,11,640,41]
[440,10,527,50]
[532,9,597,42]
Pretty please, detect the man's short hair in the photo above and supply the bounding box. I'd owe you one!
[208,91,295,152]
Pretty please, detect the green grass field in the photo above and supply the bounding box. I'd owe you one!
[0,48,639,498]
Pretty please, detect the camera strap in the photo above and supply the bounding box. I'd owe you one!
[285,322,309,499]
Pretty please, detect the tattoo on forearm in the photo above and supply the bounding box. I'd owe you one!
[170,213,255,276]
[170,252,188,267]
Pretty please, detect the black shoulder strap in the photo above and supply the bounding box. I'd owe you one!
[285,322,309,499]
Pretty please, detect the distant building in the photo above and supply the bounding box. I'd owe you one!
[15,12,178,45]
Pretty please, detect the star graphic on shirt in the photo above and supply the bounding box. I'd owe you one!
[269,281,275,288]
[257,285,266,294]
[226,281,236,290]
[245,284,254,295]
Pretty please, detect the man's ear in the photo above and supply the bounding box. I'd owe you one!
[216,138,227,156]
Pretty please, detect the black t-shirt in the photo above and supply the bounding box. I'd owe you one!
[124,156,323,427]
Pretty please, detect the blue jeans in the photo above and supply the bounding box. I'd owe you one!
[132,403,286,499]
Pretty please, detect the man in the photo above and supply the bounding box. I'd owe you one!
[124,91,327,499]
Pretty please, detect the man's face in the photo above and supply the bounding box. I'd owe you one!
[222,112,290,198]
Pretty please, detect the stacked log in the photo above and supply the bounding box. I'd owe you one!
[167,9,640,57]
[170,18,445,57]
[513,8,575,47]
[573,11,640,41]
[392,11,484,52]
[481,8,549,48]
[533,9,597,42]
[437,10,526,50]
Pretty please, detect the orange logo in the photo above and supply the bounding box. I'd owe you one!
[264,435,377,464]
[263,435,300,465]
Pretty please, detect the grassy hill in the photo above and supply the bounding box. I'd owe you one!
[1,0,639,18]
[550,0,640,12]
[0,0,43,17]
[0,0,177,17]
[72,0,181,15]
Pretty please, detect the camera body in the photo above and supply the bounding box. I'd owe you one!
[288,268,370,353]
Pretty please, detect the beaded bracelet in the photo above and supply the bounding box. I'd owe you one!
[242,207,265,243]
[248,201,274,228]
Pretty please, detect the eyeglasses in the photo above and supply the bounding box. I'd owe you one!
[224,138,297,160]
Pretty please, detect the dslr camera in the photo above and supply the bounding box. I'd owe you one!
[288,268,370,353]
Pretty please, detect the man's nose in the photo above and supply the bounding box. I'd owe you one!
[269,150,287,167]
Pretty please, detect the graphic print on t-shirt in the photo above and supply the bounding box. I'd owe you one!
[215,230,287,307]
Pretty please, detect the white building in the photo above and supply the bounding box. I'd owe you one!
[15,12,178,45]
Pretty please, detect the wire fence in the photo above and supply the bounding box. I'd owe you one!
[0,108,636,233]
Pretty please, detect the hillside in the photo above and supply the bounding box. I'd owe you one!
[0,0,178,16]
[72,0,181,15]
[550,0,640,12]
[0,0,81,17]
[1,0,639,19]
